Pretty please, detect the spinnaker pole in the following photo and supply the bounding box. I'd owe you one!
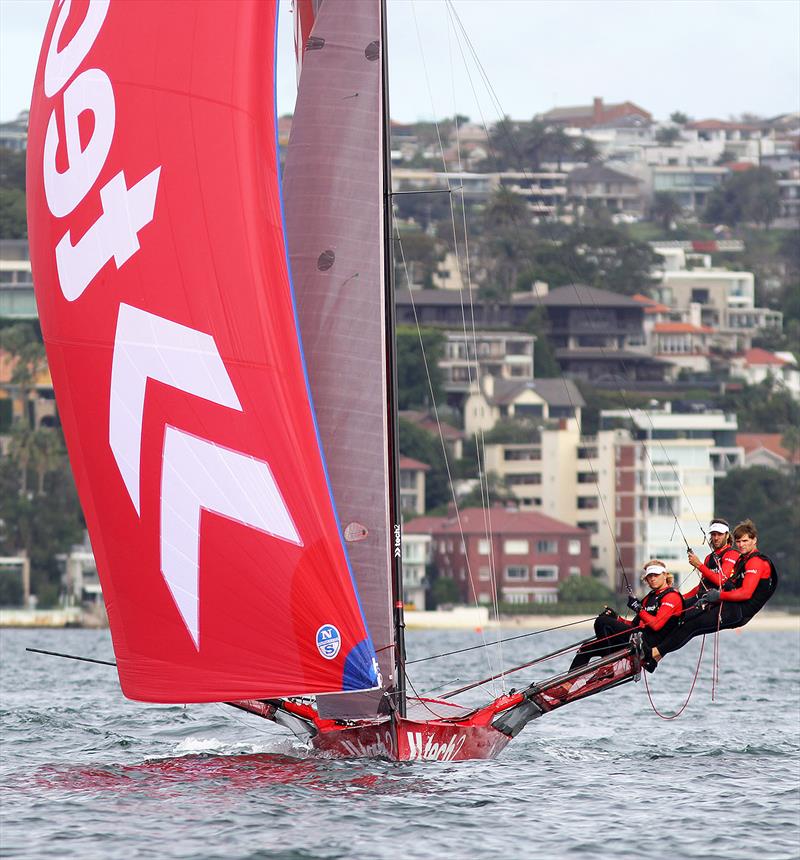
[380,0,407,719]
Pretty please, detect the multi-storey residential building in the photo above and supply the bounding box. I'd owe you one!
[531,284,667,382]
[601,405,742,586]
[567,163,644,214]
[651,245,781,353]
[399,456,429,516]
[650,164,729,211]
[404,507,591,606]
[479,423,621,581]
[496,172,568,218]
[400,531,430,610]
[440,330,534,396]
[0,240,36,319]
[400,410,464,460]
[649,322,713,376]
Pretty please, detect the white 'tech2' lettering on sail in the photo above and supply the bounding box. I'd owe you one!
[160,427,302,648]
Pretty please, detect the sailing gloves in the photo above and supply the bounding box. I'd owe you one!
[700,589,721,606]
[627,596,642,613]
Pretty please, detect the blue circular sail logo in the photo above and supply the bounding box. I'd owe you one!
[316,624,341,660]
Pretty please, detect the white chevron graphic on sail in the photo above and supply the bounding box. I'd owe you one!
[160,426,302,648]
[109,303,242,514]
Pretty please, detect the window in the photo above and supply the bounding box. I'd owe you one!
[399,471,416,489]
[504,539,529,555]
[459,541,466,554]
[647,496,680,516]
[534,566,558,581]
[438,541,446,553]
[505,565,529,581]
[506,592,529,605]
[534,592,558,604]
[568,539,581,556]
[536,540,557,553]
[578,497,599,510]
[478,539,491,555]
[577,521,598,534]
[569,566,581,577]
[479,567,492,581]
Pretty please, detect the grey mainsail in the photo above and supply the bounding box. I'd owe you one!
[283,0,394,719]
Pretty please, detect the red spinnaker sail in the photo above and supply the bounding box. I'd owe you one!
[26,0,379,703]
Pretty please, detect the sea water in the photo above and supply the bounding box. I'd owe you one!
[1,626,798,860]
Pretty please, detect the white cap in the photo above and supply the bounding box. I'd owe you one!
[641,563,667,581]
[708,522,729,534]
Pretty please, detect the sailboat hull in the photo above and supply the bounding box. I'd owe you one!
[311,715,512,762]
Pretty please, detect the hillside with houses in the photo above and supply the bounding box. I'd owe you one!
[1,99,798,619]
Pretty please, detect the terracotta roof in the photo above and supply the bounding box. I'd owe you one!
[737,433,800,464]
[404,507,585,536]
[632,294,671,314]
[653,322,713,334]
[727,162,756,172]
[743,347,788,366]
[400,411,463,441]
[399,456,430,472]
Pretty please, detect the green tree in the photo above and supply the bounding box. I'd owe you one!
[655,126,681,145]
[558,575,615,603]
[396,326,444,410]
[704,167,780,228]
[669,111,689,125]
[0,189,27,239]
[721,380,800,433]
[649,192,682,231]
[520,307,561,377]
[430,574,460,608]
[398,417,450,509]
[714,466,798,600]
[394,228,445,288]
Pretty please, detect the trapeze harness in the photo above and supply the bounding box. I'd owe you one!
[655,551,778,658]
[569,586,683,670]
[683,545,740,608]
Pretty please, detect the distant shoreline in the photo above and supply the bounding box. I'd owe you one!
[495,611,800,633]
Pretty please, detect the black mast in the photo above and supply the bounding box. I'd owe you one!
[379,0,406,719]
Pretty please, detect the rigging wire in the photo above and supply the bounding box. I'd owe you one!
[442,0,712,578]
[406,615,597,664]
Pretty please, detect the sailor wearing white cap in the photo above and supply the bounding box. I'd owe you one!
[685,518,739,607]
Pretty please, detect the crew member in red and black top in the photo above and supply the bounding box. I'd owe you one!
[650,519,778,667]
[568,560,683,671]
[683,518,739,608]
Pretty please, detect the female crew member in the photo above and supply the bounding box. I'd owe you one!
[650,519,778,666]
[684,518,739,607]
[568,560,683,672]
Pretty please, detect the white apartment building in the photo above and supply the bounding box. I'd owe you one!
[601,406,742,588]
[401,531,430,610]
[651,244,781,353]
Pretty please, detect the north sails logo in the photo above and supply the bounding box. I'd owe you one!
[406,731,467,762]
[316,624,341,660]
